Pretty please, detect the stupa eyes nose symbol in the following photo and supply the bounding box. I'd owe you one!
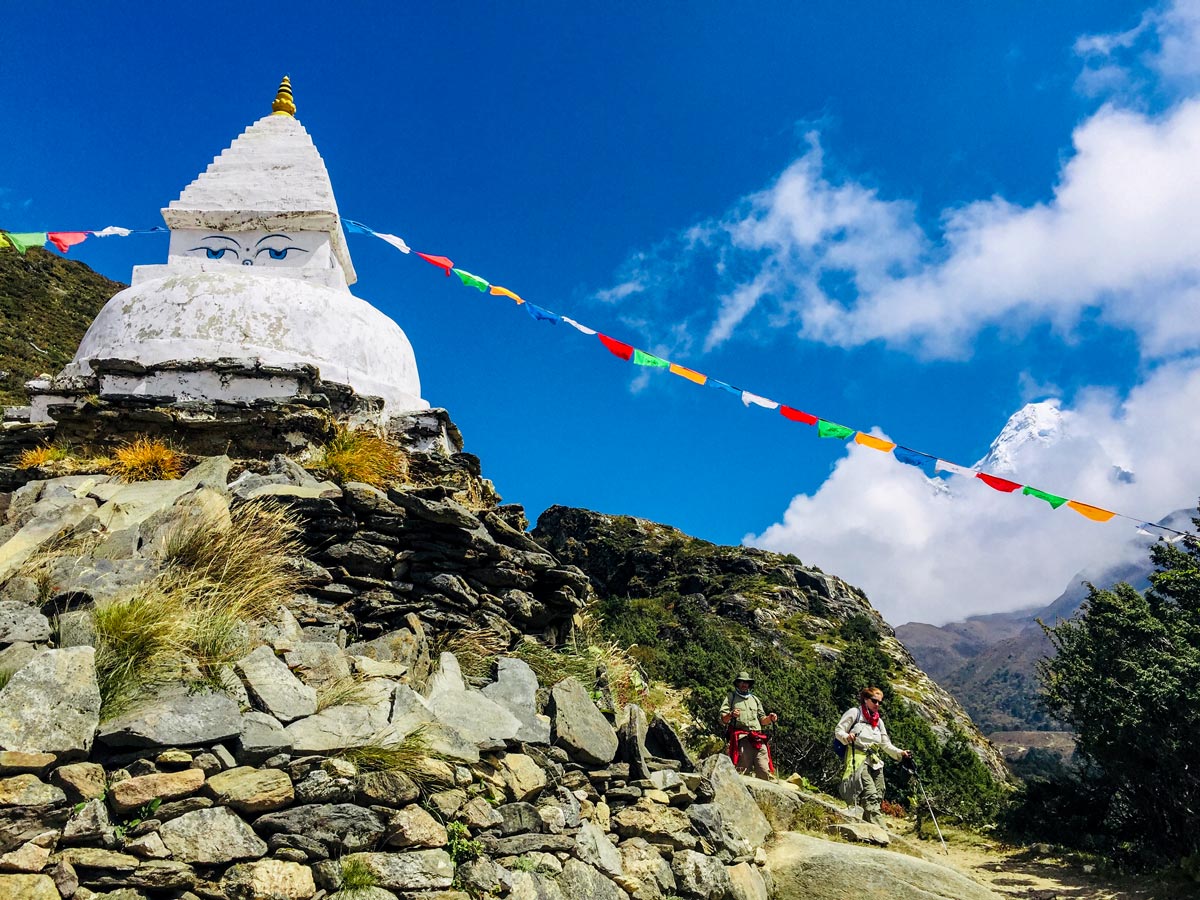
[242,259,253,266]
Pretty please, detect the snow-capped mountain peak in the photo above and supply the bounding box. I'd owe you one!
[974,400,1065,474]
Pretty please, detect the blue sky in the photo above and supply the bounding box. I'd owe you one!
[5,2,1200,624]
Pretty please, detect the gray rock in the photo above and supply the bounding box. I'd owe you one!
[618,703,652,780]
[98,688,241,748]
[0,603,50,644]
[765,832,1002,900]
[696,754,770,851]
[158,807,267,865]
[672,849,731,900]
[425,653,521,746]
[236,646,317,723]
[619,838,676,900]
[0,498,97,583]
[575,819,623,879]
[611,800,697,851]
[234,712,293,766]
[0,804,71,855]
[221,858,315,900]
[726,861,768,900]
[481,657,551,744]
[46,557,158,606]
[294,769,355,804]
[0,873,64,899]
[827,821,891,846]
[497,802,543,836]
[0,644,39,679]
[556,858,625,900]
[418,722,481,764]
[283,642,351,689]
[509,870,567,900]
[54,610,96,648]
[282,700,391,758]
[252,804,385,854]
[0,647,100,758]
[0,774,65,807]
[549,677,618,765]
[340,850,454,891]
[477,833,577,856]
[61,799,110,844]
[270,454,321,487]
[382,805,447,849]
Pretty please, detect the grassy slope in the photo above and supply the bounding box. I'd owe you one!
[0,246,123,405]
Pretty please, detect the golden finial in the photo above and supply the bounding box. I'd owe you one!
[271,76,296,117]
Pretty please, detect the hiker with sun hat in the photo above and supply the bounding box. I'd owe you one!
[719,670,778,779]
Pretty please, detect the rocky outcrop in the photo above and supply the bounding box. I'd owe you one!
[765,831,1002,900]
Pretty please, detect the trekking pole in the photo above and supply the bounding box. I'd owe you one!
[906,757,948,854]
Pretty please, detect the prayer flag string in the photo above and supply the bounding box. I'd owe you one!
[7,218,1193,541]
[343,221,1196,543]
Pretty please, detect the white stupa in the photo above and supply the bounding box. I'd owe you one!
[32,78,427,422]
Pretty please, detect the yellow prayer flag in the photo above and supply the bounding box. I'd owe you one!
[854,433,896,452]
[490,285,525,304]
[1066,501,1116,523]
[669,363,706,385]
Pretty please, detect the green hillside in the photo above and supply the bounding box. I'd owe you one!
[0,246,123,405]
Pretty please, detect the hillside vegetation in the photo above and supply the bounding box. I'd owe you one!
[533,505,1011,827]
[0,246,122,405]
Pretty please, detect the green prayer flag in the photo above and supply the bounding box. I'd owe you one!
[2,232,46,255]
[817,419,855,440]
[1022,486,1067,509]
[453,268,490,292]
[632,349,670,368]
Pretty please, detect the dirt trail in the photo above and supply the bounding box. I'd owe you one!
[891,821,1191,900]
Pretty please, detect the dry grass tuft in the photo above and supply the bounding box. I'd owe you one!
[92,501,304,716]
[93,588,186,718]
[438,628,510,681]
[108,437,186,482]
[316,676,373,712]
[334,728,445,786]
[16,444,71,470]
[310,425,408,487]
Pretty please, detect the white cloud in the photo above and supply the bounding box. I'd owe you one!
[594,2,1200,362]
[748,359,1200,626]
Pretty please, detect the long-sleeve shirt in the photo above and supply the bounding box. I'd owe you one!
[835,706,904,771]
[719,691,768,731]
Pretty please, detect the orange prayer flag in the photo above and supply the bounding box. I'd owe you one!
[490,285,525,304]
[1066,501,1117,523]
[854,433,896,452]
[668,363,706,385]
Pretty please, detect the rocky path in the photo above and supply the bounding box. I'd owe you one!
[892,822,1189,900]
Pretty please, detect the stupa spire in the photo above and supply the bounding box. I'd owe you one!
[271,75,295,117]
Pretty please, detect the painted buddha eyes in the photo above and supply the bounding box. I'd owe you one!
[190,234,309,265]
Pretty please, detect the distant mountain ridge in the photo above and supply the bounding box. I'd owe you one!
[0,247,123,406]
[897,507,1192,733]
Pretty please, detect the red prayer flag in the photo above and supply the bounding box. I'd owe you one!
[976,473,1022,493]
[598,333,634,361]
[48,232,88,253]
[780,405,818,425]
[416,252,453,275]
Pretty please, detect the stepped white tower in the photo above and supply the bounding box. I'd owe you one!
[32,78,427,421]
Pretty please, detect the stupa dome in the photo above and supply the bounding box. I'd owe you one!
[53,78,427,416]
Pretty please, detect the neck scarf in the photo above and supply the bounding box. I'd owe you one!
[861,703,881,729]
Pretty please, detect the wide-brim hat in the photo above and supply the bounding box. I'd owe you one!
[734,671,754,684]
